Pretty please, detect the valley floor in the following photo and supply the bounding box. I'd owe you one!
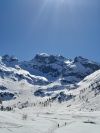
[0,106,100,133]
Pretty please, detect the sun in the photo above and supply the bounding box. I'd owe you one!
[33,0,79,26]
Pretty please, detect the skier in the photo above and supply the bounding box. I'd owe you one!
[58,123,59,128]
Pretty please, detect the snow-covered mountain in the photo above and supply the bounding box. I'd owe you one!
[0,53,100,87]
[56,69,100,111]
[0,57,100,133]
[0,53,100,110]
[21,53,100,83]
[0,55,49,85]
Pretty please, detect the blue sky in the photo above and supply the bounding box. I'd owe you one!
[0,0,100,61]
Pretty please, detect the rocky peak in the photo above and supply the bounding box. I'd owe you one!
[33,53,67,64]
[74,56,89,63]
[1,55,18,67]
[74,56,100,71]
[2,55,18,62]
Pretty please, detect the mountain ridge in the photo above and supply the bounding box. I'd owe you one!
[0,53,100,109]
[0,53,100,84]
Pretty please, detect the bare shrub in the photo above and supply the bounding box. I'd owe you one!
[22,114,28,120]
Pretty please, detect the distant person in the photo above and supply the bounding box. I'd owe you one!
[58,123,59,128]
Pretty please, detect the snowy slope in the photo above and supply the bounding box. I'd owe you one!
[0,55,49,85]
[0,108,100,133]
[0,54,100,133]
[60,69,100,111]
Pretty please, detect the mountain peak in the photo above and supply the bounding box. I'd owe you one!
[74,56,89,63]
[37,53,50,57]
[2,55,18,62]
[33,53,67,64]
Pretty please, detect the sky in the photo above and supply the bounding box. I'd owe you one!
[0,0,100,61]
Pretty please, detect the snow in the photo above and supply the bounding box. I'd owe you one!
[38,53,50,57]
[1,71,100,133]
[0,54,100,132]
[0,107,100,133]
